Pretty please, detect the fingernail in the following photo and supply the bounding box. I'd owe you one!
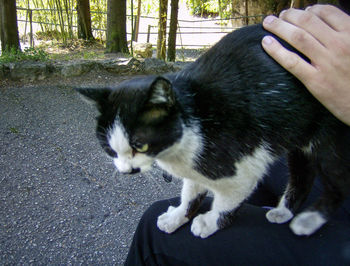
[263,15,275,25]
[262,36,273,45]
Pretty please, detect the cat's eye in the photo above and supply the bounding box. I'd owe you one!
[135,144,149,153]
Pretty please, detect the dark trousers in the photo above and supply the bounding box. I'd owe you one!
[125,159,350,265]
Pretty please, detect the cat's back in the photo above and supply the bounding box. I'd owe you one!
[175,24,347,149]
[185,24,281,81]
[180,24,318,118]
[181,25,304,109]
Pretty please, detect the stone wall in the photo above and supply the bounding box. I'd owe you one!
[0,58,189,81]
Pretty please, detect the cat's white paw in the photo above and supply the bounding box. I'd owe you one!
[157,206,189,234]
[191,211,218,238]
[266,207,293,224]
[290,211,326,236]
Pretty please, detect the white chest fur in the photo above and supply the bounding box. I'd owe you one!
[156,124,276,194]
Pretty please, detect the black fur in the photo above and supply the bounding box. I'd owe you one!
[185,192,208,219]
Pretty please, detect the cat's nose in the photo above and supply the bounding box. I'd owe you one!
[127,168,141,175]
[123,168,141,175]
[130,168,141,174]
[114,158,140,174]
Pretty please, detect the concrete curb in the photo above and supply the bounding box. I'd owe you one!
[0,57,190,81]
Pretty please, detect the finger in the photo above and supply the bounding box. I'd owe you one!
[261,35,317,84]
[279,7,337,48]
[263,16,327,63]
[306,4,350,32]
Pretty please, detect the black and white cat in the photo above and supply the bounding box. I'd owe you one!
[76,24,350,238]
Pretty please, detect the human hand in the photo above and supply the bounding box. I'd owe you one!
[261,5,350,126]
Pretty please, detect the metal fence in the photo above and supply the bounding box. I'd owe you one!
[16,7,265,49]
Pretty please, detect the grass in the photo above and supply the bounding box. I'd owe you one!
[0,47,49,64]
[43,39,106,61]
[1,37,199,64]
[0,38,107,63]
[48,49,105,61]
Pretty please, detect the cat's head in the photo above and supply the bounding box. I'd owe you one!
[76,76,183,174]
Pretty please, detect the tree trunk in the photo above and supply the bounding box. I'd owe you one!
[157,0,168,60]
[77,0,94,40]
[0,0,21,52]
[218,0,223,19]
[0,3,3,50]
[276,0,290,14]
[292,0,303,8]
[317,0,339,5]
[134,0,142,42]
[106,0,129,54]
[167,0,178,62]
[244,0,249,25]
[292,0,317,8]
[231,0,239,26]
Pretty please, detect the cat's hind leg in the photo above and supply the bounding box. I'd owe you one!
[290,150,350,235]
[266,150,315,224]
[157,179,207,234]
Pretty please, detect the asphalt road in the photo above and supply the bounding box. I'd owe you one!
[0,82,181,264]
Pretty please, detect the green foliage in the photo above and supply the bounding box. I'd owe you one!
[89,0,107,40]
[15,0,281,49]
[16,0,75,44]
[36,30,62,40]
[16,0,160,44]
[82,50,100,59]
[187,0,222,17]
[141,0,159,16]
[186,0,282,18]
[0,47,49,63]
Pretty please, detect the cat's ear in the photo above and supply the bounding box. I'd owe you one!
[140,77,175,124]
[75,87,112,112]
[148,77,175,107]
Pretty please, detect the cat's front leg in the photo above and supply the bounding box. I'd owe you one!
[157,179,207,234]
[191,175,262,238]
[190,191,235,238]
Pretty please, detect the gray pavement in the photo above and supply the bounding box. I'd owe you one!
[0,82,181,264]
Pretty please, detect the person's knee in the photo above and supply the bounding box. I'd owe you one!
[141,198,180,223]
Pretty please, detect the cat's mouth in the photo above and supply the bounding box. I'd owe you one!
[113,156,154,175]
[117,167,141,175]
[129,168,141,175]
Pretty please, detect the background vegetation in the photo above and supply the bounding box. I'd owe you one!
[14,0,285,45]
[16,0,161,43]
[1,0,339,63]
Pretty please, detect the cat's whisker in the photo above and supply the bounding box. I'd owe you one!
[96,128,107,137]
[101,153,114,163]
[111,168,119,181]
